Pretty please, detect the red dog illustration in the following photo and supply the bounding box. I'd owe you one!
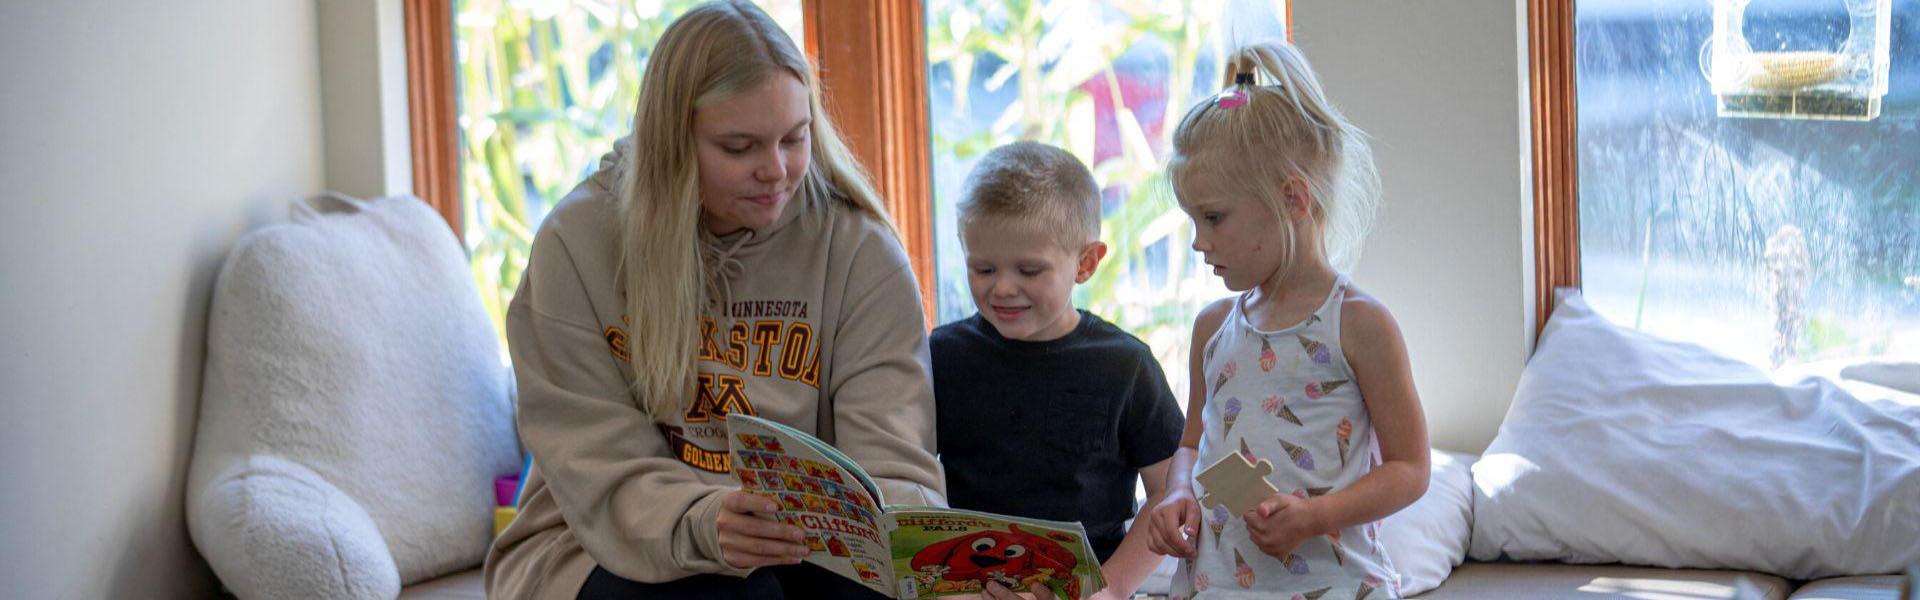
[910,524,1079,598]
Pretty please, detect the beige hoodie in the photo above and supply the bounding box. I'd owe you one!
[483,146,946,599]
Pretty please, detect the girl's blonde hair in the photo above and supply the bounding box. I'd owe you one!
[617,1,892,421]
[1169,41,1380,277]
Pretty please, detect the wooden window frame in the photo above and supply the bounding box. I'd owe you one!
[1528,0,1580,335]
[404,0,461,239]
[804,0,936,327]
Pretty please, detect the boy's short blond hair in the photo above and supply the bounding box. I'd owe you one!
[957,141,1100,250]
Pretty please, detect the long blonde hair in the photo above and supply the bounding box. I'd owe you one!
[1168,41,1380,277]
[618,1,891,420]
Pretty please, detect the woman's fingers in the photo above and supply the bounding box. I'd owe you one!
[721,489,782,515]
[716,491,808,568]
[716,540,795,568]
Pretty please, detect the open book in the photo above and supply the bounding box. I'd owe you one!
[727,413,1106,599]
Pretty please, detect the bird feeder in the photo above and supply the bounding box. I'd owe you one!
[1705,0,1892,121]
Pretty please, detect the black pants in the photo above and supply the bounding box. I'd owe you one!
[577,562,890,600]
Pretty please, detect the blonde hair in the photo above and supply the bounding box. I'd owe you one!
[617,1,892,420]
[1169,41,1380,275]
[957,141,1100,250]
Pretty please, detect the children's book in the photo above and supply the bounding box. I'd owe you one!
[726,413,1106,599]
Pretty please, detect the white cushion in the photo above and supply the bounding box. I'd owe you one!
[187,194,519,597]
[1468,292,1920,579]
[1379,449,1475,596]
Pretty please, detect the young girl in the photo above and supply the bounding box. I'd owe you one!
[1145,41,1430,599]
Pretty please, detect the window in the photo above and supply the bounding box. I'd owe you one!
[925,0,1289,408]
[452,0,803,335]
[1570,0,1917,369]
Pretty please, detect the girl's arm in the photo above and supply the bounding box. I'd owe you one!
[1249,294,1428,552]
[1098,459,1173,598]
[1146,298,1234,558]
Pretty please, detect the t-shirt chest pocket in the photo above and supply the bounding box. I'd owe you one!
[1033,390,1112,455]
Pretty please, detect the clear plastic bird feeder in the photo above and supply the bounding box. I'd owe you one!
[1705,0,1892,121]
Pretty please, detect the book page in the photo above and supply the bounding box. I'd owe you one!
[727,414,896,597]
[884,508,1107,600]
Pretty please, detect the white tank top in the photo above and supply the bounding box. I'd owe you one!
[1171,274,1399,599]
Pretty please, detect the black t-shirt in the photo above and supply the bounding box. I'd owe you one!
[931,310,1186,562]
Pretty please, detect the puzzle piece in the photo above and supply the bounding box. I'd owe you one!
[1195,450,1279,517]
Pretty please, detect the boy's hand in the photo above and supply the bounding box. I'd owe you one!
[716,490,809,569]
[1146,489,1201,559]
[978,581,1053,600]
[1244,493,1322,560]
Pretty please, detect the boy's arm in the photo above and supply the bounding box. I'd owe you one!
[1100,322,1198,594]
[1099,458,1173,598]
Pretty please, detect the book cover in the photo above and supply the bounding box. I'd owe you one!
[726,413,1106,599]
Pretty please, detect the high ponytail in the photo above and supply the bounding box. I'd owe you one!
[1171,40,1381,272]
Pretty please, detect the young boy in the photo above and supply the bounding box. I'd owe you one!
[932,141,1185,599]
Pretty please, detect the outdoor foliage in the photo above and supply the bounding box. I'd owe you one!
[454,0,799,341]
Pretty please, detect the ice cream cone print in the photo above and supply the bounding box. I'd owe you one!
[1283,553,1310,575]
[1216,360,1238,392]
[1289,488,1308,499]
[1337,417,1354,467]
[1195,572,1210,592]
[1302,587,1331,599]
[1328,531,1345,565]
[1355,579,1378,600]
[1305,379,1347,399]
[1267,396,1302,426]
[1278,438,1315,470]
[1234,549,1255,588]
[1238,437,1256,463]
[1306,487,1331,497]
[1298,335,1330,364]
[1259,338,1277,371]
[1209,505,1228,547]
[1223,397,1242,435]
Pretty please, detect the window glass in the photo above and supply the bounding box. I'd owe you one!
[1575,0,1917,369]
[927,0,1289,407]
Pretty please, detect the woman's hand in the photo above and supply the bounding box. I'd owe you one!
[1146,488,1201,559]
[1244,493,1324,560]
[716,490,810,569]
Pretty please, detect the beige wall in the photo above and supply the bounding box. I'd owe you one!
[1293,1,1536,453]
[319,0,414,199]
[0,0,324,597]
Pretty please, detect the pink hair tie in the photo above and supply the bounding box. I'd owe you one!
[1216,89,1249,110]
[1216,72,1256,109]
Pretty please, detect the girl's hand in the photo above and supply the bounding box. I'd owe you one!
[716,490,809,569]
[1146,489,1202,559]
[1243,493,1323,560]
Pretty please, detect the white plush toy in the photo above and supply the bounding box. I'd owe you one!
[187,194,519,599]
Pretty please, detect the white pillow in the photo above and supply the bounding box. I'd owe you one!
[1468,293,1920,579]
[1380,449,1475,596]
[188,194,519,597]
